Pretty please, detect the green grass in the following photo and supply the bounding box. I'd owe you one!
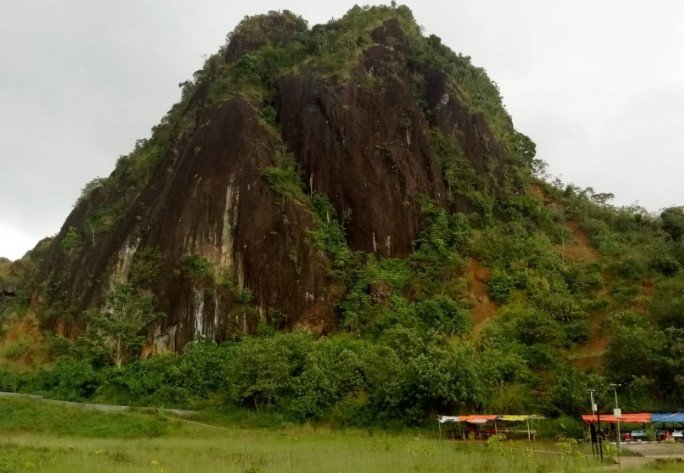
[0,432,602,473]
[643,460,684,472]
[0,398,650,472]
[0,398,172,438]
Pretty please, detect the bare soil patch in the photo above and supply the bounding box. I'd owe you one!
[467,259,498,337]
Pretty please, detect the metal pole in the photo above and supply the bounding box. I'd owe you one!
[589,390,598,458]
[610,383,622,469]
[596,400,604,462]
[590,388,603,462]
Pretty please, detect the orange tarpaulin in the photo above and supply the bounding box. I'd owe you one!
[459,415,498,424]
[581,413,651,424]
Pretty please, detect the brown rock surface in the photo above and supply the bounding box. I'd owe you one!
[26,14,515,352]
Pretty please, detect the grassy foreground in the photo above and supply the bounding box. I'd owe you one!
[0,398,678,473]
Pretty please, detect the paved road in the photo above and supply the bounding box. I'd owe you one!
[0,391,197,417]
[624,441,684,458]
[587,443,684,471]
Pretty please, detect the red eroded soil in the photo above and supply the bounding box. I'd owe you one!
[569,315,609,371]
[4,319,42,343]
[467,259,498,337]
[527,183,598,262]
[556,219,599,262]
[527,183,545,198]
[1,318,46,369]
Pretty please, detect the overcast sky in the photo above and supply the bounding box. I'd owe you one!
[1,1,683,260]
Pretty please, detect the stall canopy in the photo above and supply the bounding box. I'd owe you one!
[438,416,460,424]
[581,413,651,424]
[500,415,545,422]
[437,414,545,424]
[459,415,497,424]
[651,413,684,423]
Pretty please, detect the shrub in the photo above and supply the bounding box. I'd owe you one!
[414,295,471,335]
[489,270,515,304]
[60,226,82,253]
[610,256,645,281]
[261,154,307,204]
[179,341,233,397]
[0,368,21,392]
[180,254,214,285]
[129,246,164,286]
[29,358,99,402]
[259,105,278,127]
[649,253,680,276]
[97,355,184,406]
[226,332,313,409]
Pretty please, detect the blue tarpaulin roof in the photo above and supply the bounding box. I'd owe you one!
[651,413,684,423]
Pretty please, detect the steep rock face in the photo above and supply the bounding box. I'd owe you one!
[278,20,504,256]
[279,69,445,256]
[35,98,333,348]
[0,258,19,302]
[422,66,506,175]
[28,9,518,352]
[138,98,332,346]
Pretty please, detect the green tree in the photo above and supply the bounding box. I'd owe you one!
[86,283,165,368]
[226,332,312,409]
[661,207,684,241]
[60,226,82,254]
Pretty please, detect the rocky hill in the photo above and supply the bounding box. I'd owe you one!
[2,5,682,418]
[22,6,528,349]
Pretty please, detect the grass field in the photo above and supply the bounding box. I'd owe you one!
[0,398,680,472]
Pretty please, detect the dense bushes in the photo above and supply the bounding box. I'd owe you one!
[0,330,596,426]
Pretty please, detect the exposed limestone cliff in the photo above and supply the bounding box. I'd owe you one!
[24,6,527,351]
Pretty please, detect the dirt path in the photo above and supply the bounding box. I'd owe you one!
[0,391,197,417]
[584,443,684,471]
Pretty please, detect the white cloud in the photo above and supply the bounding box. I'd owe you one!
[0,223,39,260]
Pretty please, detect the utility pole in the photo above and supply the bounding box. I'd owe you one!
[610,383,622,469]
[589,389,603,462]
[597,399,603,463]
[589,389,597,458]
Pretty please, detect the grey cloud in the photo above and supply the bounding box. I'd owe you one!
[1,0,683,259]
